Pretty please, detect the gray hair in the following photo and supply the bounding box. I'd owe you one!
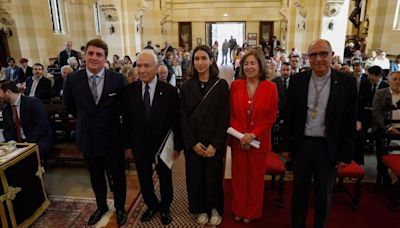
[388,71,400,80]
[67,56,77,65]
[157,64,168,72]
[308,39,333,53]
[137,49,158,66]
[61,65,73,72]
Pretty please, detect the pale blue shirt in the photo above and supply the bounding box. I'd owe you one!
[86,68,105,103]
[142,76,157,106]
[304,69,331,137]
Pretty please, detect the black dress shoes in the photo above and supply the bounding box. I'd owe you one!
[88,208,108,225]
[140,208,157,222]
[117,210,127,226]
[160,210,172,225]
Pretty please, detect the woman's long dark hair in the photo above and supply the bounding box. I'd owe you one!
[187,45,219,80]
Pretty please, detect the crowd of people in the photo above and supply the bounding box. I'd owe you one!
[0,35,399,227]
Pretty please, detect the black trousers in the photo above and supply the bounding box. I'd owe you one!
[85,152,126,212]
[136,157,172,212]
[185,149,224,215]
[291,137,337,228]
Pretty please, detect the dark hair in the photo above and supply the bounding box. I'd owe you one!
[281,62,291,68]
[32,63,44,70]
[124,55,132,63]
[396,55,400,64]
[113,54,120,59]
[239,49,266,81]
[187,45,219,80]
[0,80,19,93]
[367,65,383,77]
[85,39,108,57]
[19,58,28,63]
[7,57,15,64]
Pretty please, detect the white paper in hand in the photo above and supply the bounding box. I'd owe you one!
[226,127,260,148]
[160,131,174,169]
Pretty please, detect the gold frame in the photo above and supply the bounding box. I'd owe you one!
[0,143,50,228]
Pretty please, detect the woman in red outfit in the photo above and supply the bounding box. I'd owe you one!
[230,49,278,223]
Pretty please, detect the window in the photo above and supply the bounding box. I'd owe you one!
[94,2,101,35]
[48,0,65,33]
[394,0,400,30]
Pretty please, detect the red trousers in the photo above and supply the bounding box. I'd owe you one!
[231,148,268,219]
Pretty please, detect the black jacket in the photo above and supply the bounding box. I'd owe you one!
[283,69,357,163]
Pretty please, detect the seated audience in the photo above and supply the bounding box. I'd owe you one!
[24,63,52,100]
[5,57,19,82]
[371,71,400,188]
[0,80,53,160]
[17,58,33,83]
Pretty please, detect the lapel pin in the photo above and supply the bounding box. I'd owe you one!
[334,80,337,84]
[160,92,163,95]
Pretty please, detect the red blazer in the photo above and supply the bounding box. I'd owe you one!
[230,79,278,153]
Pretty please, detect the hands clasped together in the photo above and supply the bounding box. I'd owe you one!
[193,143,216,158]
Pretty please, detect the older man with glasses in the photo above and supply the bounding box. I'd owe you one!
[283,39,357,228]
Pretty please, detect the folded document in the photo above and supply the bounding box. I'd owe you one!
[227,127,260,149]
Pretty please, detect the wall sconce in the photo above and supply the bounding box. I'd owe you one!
[109,24,115,34]
[296,21,306,31]
[161,27,167,34]
[328,20,334,31]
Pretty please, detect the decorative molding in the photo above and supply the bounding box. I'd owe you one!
[324,1,344,17]
[294,2,307,18]
[99,4,119,22]
[0,8,14,26]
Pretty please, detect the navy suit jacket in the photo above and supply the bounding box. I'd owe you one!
[283,69,357,163]
[63,69,125,158]
[2,95,53,157]
[122,79,183,163]
[17,66,33,83]
[58,49,80,67]
[24,76,52,100]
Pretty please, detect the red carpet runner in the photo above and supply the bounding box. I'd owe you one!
[220,180,400,228]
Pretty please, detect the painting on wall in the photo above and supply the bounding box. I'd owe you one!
[179,22,192,51]
[259,21,274,46]
[248,33,257,46]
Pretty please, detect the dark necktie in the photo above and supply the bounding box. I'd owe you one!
[12,105,22,143]
[371,83,377,96]
[144,84,150,119]
[283,78,287,90]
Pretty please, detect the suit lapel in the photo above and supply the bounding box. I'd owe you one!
[19,96,26,129]
[80,71,97,105]
[150,80,163,118]
[98,70,110,105]
[326,70,339,121]
[300,72,311,115]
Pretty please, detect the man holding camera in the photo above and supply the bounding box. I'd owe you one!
[372,71,400,188]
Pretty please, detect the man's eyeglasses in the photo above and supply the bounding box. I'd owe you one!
[308,51,330,59]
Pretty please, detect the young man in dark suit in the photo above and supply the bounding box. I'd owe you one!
[0,80,53,161]
[24,63,51,100]
[63,39,127,226]
[122,50,182,225]
[17,58,33,83]
[283,39,357,228]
